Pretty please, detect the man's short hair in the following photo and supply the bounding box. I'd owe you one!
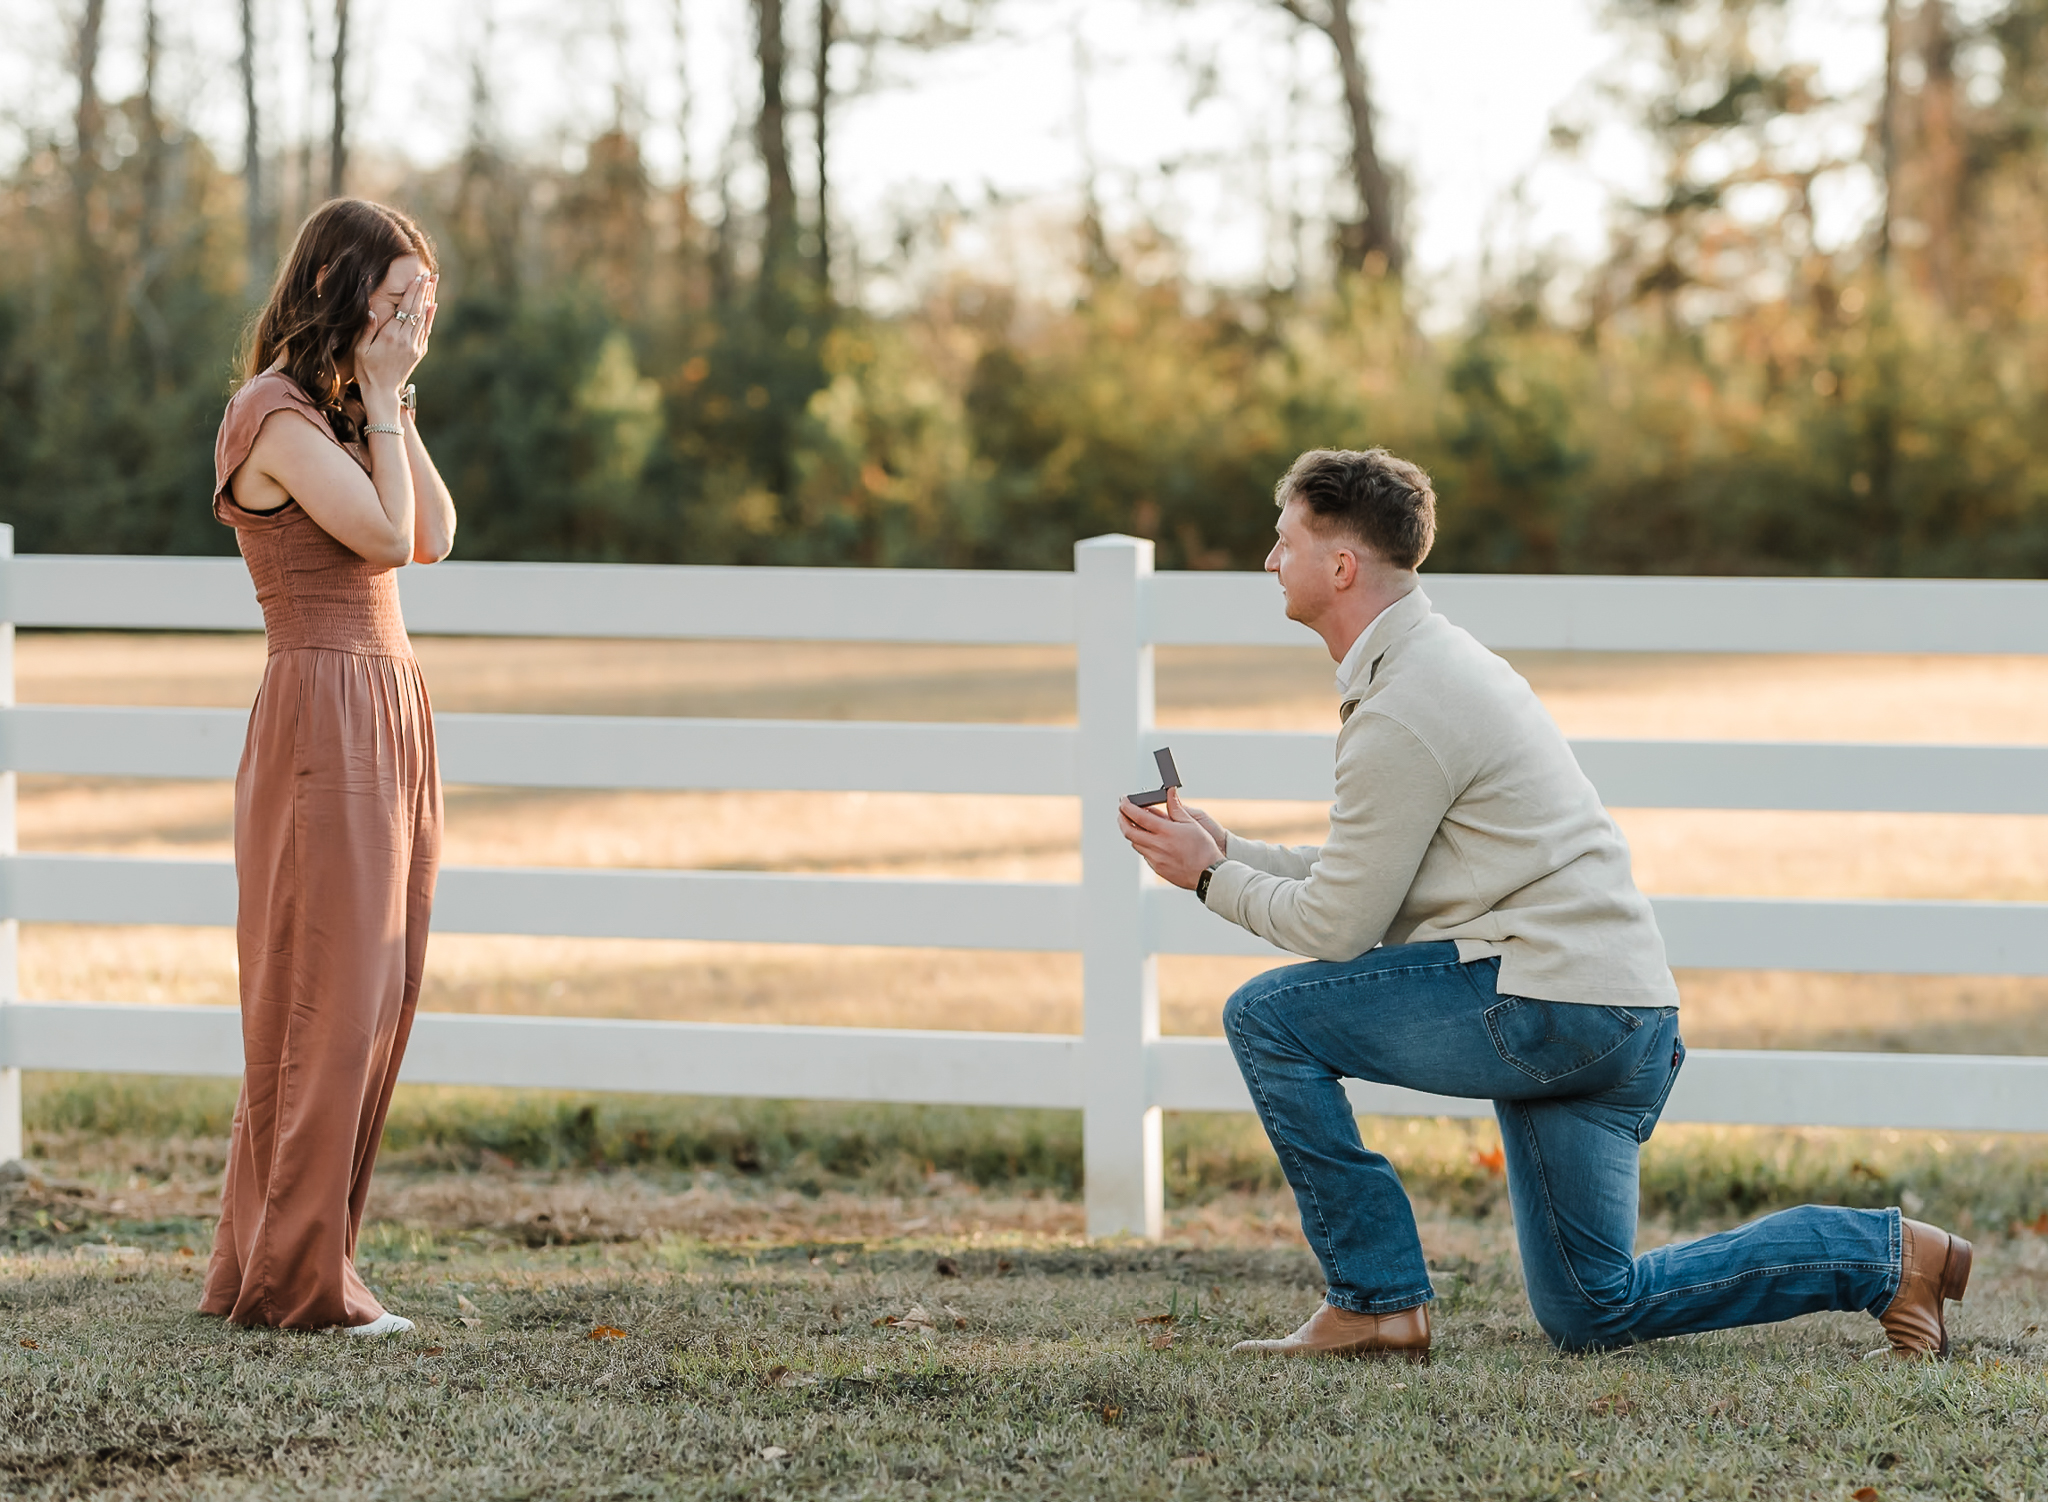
[1275,448,1436,570]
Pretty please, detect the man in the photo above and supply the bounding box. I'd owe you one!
[1118,447,1969,1361]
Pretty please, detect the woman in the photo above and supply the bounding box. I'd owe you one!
[199,199,456,1336]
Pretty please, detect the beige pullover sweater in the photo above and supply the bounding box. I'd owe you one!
[1202,586,1680,1008]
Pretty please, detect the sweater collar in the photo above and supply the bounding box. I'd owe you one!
[1336,585,1431,707]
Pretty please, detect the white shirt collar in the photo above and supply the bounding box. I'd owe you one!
[1334,596,1401,695]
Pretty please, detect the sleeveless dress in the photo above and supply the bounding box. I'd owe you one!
[199,371,442,1330]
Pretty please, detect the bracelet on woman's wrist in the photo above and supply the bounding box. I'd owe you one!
[364,423,404,437]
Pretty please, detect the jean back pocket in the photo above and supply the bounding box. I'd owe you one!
[1484,997,1643,1085]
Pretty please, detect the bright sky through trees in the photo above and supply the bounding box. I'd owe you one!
[3,0,1888,319]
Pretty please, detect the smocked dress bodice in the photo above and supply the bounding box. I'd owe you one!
[213,371,413,657]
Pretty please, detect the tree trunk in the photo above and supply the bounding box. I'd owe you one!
[1877,0,1898,270]
[1317,0,1400,276]
[328,0,351,199]
[1914,2,1961,307]
[754,0,797,288]
[814,0,833,295]
[71,0,106,253]
[299,0,318,223]
[241,0,267,290]
[1273,0,1400,277]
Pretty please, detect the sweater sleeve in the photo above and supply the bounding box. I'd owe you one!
[1201,712,1453,961]
[1220,832,1319,880]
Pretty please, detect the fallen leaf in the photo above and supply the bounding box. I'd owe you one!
[459,1317,483,1330]
[1472,1145,1506,1177]
[995,1258,1014,1275]
[1587,1393,1634,1417]
[418,1347,445,1357]
[588,1325,628,1340]
[1136,1312,1175,1326]
[1148,1332,1175,1350]
[943,1303,967,1330]
[1389,1383,1407,1392]
[1852,1488,1879,1502]
[763,1365,791,1387]
[2024,1324,2040,1336]
[456,1294,480,1315]
[759,1446,789,1462]
[934,1256,962,1278]
[18,1339,37,1350]
[175,1246,194,1257]
[1098,1404,1123,1426]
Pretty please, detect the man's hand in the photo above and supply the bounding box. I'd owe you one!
[1118,787,1224,890]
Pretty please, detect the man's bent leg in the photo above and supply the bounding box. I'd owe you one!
[1502,1011,1900,1350]
[1224,962,1436,1314]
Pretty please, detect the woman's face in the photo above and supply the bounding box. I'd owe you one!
[364,253,428,334]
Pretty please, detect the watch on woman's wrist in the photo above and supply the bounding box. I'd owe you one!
[399,383,417,413]
[1196,860,1224,903]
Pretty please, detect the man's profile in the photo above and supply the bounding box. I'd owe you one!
[1119,446,1968,1361]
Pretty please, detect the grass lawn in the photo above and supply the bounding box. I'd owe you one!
[4,1213,2046,1500]
[6,1088,2048,1500]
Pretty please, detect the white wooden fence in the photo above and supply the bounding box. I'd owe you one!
[2,525,2046,1239]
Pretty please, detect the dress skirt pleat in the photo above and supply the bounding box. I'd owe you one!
[199,647,441,1329]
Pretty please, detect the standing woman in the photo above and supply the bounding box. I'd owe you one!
[200,199,455,1336]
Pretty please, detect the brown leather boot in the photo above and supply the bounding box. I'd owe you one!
[1874,1217,1972,1359]
[1231,1301,1430,1361]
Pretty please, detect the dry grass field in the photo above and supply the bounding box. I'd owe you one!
[19,629,2048,1053]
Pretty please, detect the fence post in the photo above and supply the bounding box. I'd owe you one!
[0,524,19,1164]
[1074,534,1162,1240]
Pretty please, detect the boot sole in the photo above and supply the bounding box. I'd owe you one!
[1232,1343,1430,1363]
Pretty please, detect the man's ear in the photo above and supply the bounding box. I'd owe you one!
[1330,545,1360,589]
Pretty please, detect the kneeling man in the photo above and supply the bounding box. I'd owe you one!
[1119,447,1968,1360]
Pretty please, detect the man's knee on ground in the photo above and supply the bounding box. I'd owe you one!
[1527,1273,1640,1353]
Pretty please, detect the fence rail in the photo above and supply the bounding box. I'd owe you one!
[2,532,2046,1237]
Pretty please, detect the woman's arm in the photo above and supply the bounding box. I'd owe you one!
[402,277,456,564]
[232,409,415,568]
[230,274,435,568]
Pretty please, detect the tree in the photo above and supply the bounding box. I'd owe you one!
[329,0,351,198]
[71,0,107,258]
[240,0,267,290]
[754,0,799,290]
[814,0,835,291]
[1269,0,1402,277]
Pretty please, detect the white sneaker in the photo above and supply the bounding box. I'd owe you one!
[346,1312,416,1338]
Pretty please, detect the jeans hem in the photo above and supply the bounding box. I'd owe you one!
[1867,1206,1904,1315]
[1324,1289,1435,1317]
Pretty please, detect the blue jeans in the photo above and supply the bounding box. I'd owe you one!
[1224,942,1901,1351]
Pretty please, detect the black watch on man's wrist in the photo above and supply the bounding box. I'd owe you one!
[1195,860,1224,903]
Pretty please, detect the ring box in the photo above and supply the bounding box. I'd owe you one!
[1128,747,1181,807]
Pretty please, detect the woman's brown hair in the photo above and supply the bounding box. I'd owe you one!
[240,198,437,441]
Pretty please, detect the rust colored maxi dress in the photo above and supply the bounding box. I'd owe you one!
[199,371,441,1330]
